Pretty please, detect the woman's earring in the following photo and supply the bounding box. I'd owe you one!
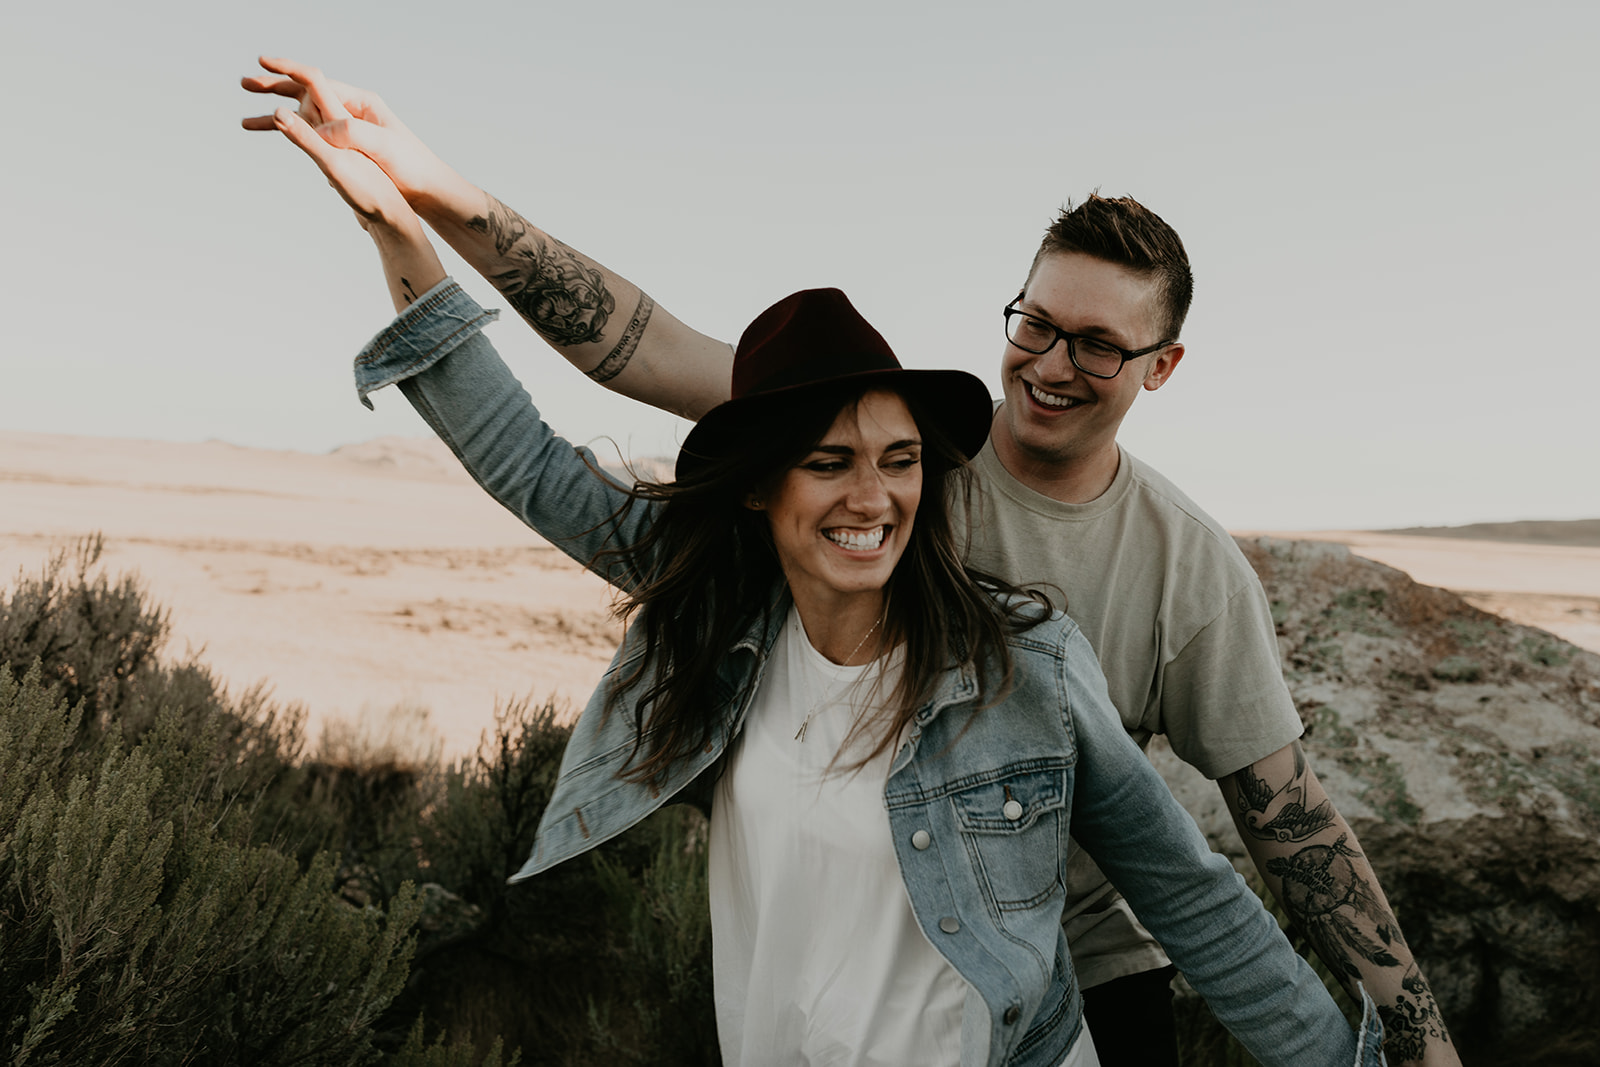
[745,495,765,511]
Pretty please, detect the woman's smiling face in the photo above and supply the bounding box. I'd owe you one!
[756,389,923,614]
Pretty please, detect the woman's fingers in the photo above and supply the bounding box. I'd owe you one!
[243,57,400,137]
[241,70,308,130]
[242,57,444,209]
[240,72,306,100]
[272,106,339,172]
[273,106,415,229]
[257,56,351,124]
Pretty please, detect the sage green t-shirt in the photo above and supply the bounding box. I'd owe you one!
[961,439,1303,989]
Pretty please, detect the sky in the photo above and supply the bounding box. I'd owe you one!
[2,0,1597,531]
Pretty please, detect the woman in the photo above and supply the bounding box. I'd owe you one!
[259,95,1382,1067]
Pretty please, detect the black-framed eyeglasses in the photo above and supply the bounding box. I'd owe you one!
[1003,298,1175,380]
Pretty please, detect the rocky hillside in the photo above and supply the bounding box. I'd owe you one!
[1158,537,1600,1065]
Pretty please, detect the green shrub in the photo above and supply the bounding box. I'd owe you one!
[392,701,718,1065]
[2,539,721,1064]
[0,666,421,1065]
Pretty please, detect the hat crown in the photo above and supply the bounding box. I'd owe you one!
[732,288,901,399]
[674,287,993,481]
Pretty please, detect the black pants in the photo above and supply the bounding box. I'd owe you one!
[1080,965,1180,1067]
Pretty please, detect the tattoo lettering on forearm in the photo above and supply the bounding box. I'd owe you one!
[466,195,615,347]
[400,277,418,305]
[1232,742,1336,842]
[587,292,654,382]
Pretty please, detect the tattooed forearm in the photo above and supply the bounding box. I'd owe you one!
[465,194,528,257]
[1268,834,1403,979]
[1267,836,1452,1062]
[588,292,654,382]
[1229,742,1456,1063]
[467,194,616,347]
[1231,741,1336,842]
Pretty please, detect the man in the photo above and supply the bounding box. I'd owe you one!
[244,57,1458,1066]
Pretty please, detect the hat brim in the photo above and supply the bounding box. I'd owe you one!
[675,367,993,481]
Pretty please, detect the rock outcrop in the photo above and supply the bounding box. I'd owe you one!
[1160,538,1600,1065]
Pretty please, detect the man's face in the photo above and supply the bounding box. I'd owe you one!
[995,252,1184,485]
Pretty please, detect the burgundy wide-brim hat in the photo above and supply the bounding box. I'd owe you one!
[675,288,994,480]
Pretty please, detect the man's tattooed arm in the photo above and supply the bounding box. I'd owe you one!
[1221,741,1459,1066]
[416,179,733,415]
[465,194,616,350]
[588,292,654,383]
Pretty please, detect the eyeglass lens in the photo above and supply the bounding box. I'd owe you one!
[1005,312,1125,378]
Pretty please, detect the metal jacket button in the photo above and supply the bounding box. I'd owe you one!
[911,830,932,851]
[1003,1005,1021,1026]
[939,917,960,934]
[1003,799,1024,821]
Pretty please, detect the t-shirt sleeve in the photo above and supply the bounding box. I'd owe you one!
[1157,579,1303,780]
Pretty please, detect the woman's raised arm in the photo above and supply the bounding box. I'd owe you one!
[257,94,656,589]
[243,57,734,420]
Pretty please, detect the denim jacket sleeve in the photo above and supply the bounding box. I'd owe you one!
[1057,625,1383,1066]
[352,279,659,591]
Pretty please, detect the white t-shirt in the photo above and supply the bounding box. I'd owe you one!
[707,605,1098,1067]
[709,605,965,1065]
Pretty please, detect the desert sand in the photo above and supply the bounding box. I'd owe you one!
[0,430,623,760]
[5,428,1598,760]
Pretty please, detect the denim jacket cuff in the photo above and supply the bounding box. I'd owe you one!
[1354,983,1387,1065]
[352,278,501,409]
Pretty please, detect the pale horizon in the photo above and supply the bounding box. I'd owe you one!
[3,1,1597,531]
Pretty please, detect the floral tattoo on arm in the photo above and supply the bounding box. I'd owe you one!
[466,195,615,348]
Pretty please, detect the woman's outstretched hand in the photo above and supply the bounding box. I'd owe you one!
[241,57,457,209]
[246,61,445,312]
[263,103,415,231]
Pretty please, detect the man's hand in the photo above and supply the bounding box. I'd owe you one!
[1220,742,1460,1067]
[242,57,459,210]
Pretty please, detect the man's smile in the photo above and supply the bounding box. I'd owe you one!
[1026,382,1089,411]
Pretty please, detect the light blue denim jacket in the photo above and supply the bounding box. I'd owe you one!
[354,280,1384,1067]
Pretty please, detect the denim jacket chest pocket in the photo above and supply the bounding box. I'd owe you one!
[950,764,1071,913]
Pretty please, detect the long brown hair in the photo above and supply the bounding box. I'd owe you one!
[596,381,1044,784]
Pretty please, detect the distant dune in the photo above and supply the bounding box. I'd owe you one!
[1380,518,1600,548]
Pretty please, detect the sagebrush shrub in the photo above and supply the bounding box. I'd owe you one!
[1,540,712,1064]
[0,666,422,1065]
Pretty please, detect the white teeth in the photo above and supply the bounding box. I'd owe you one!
[826,526,885,551]
[1029,384,1079,408]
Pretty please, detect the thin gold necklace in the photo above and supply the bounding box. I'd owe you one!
[794,613,884,743]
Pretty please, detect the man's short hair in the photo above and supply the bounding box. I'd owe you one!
[1028,194,1194,341]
